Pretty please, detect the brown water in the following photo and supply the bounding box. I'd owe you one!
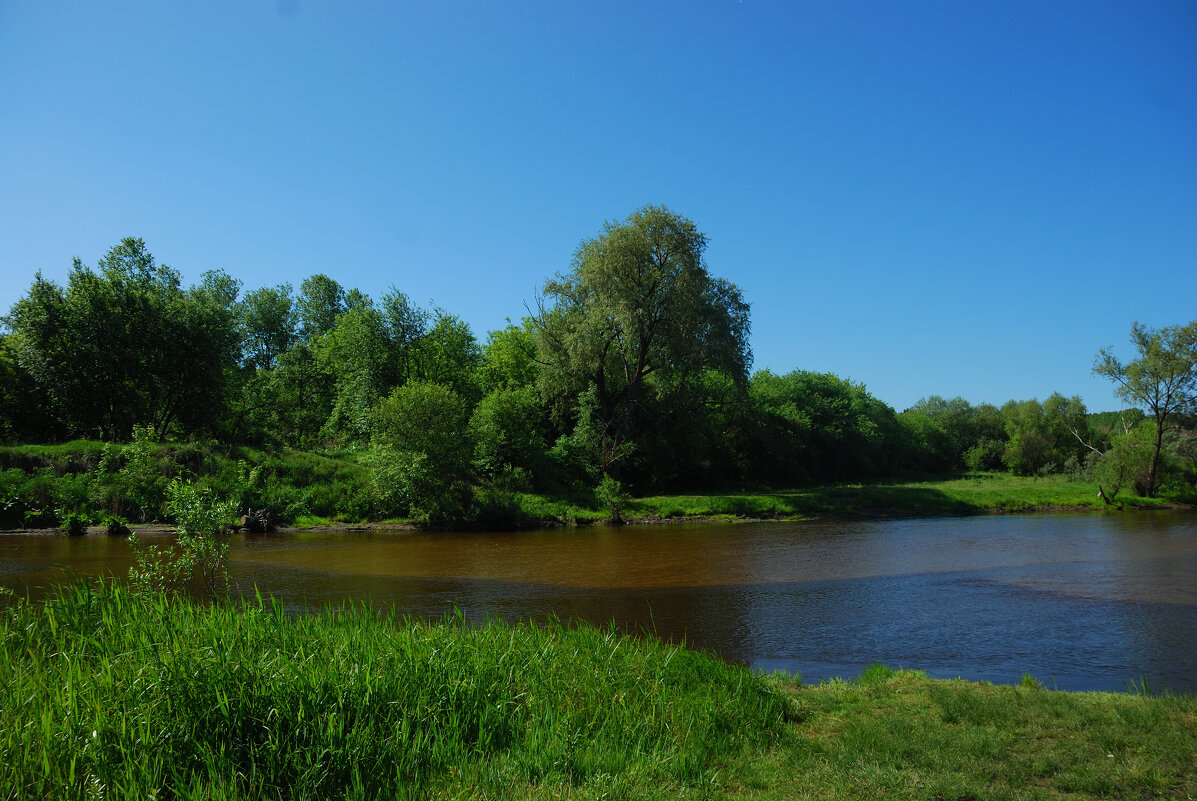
[3,512,1195,692]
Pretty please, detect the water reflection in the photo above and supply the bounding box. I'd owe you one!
[2,512,1195,692]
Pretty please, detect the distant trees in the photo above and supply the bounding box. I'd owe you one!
[997,394,1088,476]
[1094,321,1197,497]
[3,225,1193,512]
[748,370,902,485]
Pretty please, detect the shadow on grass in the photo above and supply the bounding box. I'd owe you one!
[630,485,979,520]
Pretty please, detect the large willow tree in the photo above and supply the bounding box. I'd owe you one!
[535,206,751,479]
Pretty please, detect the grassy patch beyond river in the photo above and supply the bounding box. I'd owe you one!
[2,583,1194,800]
[625,473,1178,523]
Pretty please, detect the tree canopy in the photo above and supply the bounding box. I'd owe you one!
[4,238,240,440]
[3,225,1193,512]
[534,205,751,477]
[1094,321,1197,496]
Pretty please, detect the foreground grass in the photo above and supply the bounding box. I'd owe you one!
[3,584,1194,800]
[0,582,791,800]
[743,665,1197,800]
[627,473,1179,522]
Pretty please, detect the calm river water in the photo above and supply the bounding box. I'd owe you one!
[3,512,1195,692]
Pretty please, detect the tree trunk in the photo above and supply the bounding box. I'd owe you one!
[1147,418,1164,498]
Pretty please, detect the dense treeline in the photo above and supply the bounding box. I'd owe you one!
[2,208,1195,524]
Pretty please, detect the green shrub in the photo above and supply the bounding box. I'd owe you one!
[58,510,89,536]
[101,514,131,537]
[128,479,237,596]
[595,475,629,523]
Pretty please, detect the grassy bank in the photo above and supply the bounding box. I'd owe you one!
[740,665,1197,800]
[1,438,1189,533]
[2,583,1194,800]
[625,473,1182,523]
[0,440,374,530]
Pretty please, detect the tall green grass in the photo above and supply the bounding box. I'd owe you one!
[0,582,791,800]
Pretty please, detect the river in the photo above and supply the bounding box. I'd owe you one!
[2,512,1195,692]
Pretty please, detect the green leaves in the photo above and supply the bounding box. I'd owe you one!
[4,238,241,441]
[535,206,751,479]
[127,478,238,596]
[1093,321,1197,496]
[367,382,472,522]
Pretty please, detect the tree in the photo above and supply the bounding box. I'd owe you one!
[4,238,241,440]
[0,332,63,442]
[240,283,295,370]
[409,311,483,405]
[314,305,393,444]
[1094,321,1197,497]
[747,370,901,485]
[535,206,750,479]
[469,385,547,484]
[366,382,472,522]
[479,320,540,392]
[296,274,345,343]
[997,394,1087,476]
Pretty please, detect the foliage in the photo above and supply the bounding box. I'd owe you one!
[4,226,1194,503]
[314,305,393,444]
[1094,320,1197,497]
[128,478,238,596]
[535,205,751,479]
[0,332,63,443]
[409,311,483,405]
[479,319,540,391]
[901,395,1006,471]
[595,475,629,523]
[469,385,547,480]
[748,370,903,485]
[95,425,172,522]
[962,436,1005,471]
[1093,421,1157,499]
[101,513,130,537]
[58,510,88,536]
[0,440,373,528]
[239,283,295,370]
[367,382,472,522]
[3,238,241,440]
[998,394,1088,476]
[295,273,345,343]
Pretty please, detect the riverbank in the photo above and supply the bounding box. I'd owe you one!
[3,582,1193,800]
[622,473,1190,524]
[2,434,1191,534]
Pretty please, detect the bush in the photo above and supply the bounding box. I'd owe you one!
[596,475,629,524]
[128,479,237,596]
[59,511,89,536]
[368,383,472,524]
[102,514,131,537]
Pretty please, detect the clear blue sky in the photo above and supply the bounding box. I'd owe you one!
[2,1,1193,413]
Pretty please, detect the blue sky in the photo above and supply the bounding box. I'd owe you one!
[2,1,1193,412]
